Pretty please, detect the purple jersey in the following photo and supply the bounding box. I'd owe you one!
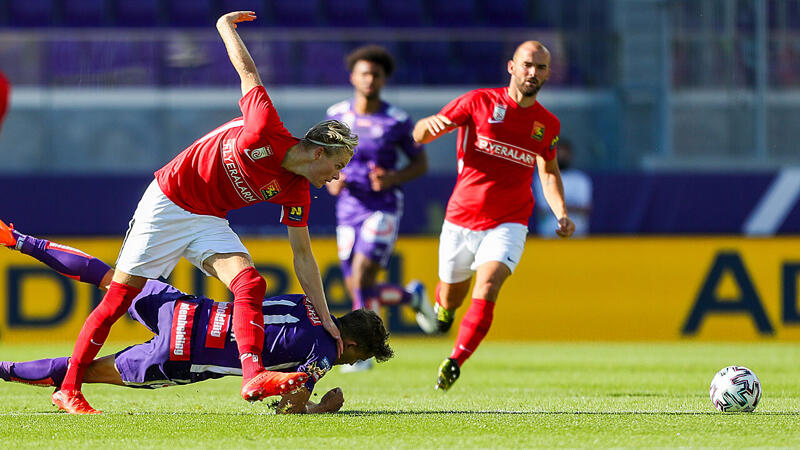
[115,280,337,392]
[326,99,423,225]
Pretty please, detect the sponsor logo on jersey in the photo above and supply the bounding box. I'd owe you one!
[531,121,545,141]
[260,179,281,200]
[170,300,198,361]
[550,135,559,151]
[288,206,304,222]
[489,104,507,123]
[221,141,259,203]
[303,296,322,326]
[205,302,231,349]
[476,135,536,167]
[245,146,272,161]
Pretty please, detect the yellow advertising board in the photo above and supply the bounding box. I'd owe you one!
[0,236,799,342]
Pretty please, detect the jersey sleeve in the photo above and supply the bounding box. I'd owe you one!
[542,122,561,162]
[296,342,336,393]
[280,203,309,227]
[236,86,291,150]
[438,91,475,127]
[398,117,424,159]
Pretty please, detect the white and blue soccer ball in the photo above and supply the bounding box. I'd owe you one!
[709,365,761,412]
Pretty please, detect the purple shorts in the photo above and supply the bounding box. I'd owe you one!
[336,210,400,277]
[114,280,199,388]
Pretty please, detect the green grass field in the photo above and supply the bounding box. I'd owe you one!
[2,339,799,448]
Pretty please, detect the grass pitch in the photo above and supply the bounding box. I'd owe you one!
[1,339,799,448]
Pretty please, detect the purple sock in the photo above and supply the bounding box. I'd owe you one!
[1,357,69,387]
[375,283,413,305]
[15,234,111,287]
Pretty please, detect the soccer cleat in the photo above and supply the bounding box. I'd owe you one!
[434,302,456,333]
[0,220,16,247]
[51,390,101,414]
[406,280,438,334]
[435,358,461,392]
[240,370,308,402]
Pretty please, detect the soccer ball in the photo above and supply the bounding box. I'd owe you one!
[709,366,761,412]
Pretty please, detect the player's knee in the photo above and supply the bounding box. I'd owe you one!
[230,266,267,300]
[473,280,503,302]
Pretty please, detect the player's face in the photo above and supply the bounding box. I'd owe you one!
[350,60,386,100]
[509,47,550,97]
[309,149,351,188]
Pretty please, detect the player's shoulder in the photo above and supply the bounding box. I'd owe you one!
[384,103,410,123]
[326,99,351,117]
[467,87,505,100]
[536,101,561,126]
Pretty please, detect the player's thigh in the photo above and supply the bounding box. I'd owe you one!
[438,220,477,284]
[116,181,198,279]
[202,252,254,288]
[472,223,527,274]
[472,260,511,302]
[184,217,252,283]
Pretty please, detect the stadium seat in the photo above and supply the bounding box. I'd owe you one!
[530,0,561,27]
[268,0,322,27]
[297,41,351,85]
[427,0,478,27]
[46,40,160,86]
[456,41,508,84]
[248,39,295,85]
[220,0,266,19]
[375,0,425,27]
[62,0,108,27]
[7,0,56,27]
[167,0,214,27]
[484,0,530,27]
[323,0,373,27]
[115,0,162,27]
[404,41,464,84]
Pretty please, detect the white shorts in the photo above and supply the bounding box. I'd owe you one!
[116,180,249,279]
[438,220,528,283]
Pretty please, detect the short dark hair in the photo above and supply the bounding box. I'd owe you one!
[345,45,395,77]
[338,309,394,362]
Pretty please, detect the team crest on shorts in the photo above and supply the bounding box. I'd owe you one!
[246,146,272,161]
[531,121,545,141]
[260,180,281,199]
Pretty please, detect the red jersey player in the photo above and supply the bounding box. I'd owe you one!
[413,41,575,391]
[0,70,10,134]
[52,11,359,414]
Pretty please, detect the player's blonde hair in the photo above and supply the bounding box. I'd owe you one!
[303,119,358,158]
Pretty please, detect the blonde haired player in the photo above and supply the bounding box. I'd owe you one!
[52,11,358,414]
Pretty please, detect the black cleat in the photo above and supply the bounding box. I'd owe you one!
[435,358,460,392]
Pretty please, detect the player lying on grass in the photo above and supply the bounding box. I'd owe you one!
[0,221,393,414]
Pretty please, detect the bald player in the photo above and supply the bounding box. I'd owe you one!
[413,41,575,391]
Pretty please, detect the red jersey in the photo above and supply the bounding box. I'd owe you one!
[155,86,310,227]
[439,87,560,231]
[0,70,9,133]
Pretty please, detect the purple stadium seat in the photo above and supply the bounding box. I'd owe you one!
[46,40,159,86]
[62,0,108,27]
[248,39,295,85]
[167,0,214,27]
[8,0,56,27]
[375,0,425,27]
[427,0,477,27]
[404,41,464,85]
[269,0,321,27]
[484,0,529,27]
[298,41,350,85]
[115,0,162,27]
[220,0,266,18]
[324,0,373,27]
[530,0,560,27]
[456,41,508,84]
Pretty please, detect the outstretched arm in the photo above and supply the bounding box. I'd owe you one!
[536,155,575,238]
[216,11,263,96]
[287,226,344,355]
[412,114,456,144]
[275,387,344,414]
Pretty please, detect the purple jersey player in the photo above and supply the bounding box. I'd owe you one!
[0,220,393,414]
[325,46,437,358]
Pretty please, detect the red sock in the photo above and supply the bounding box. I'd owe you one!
[450,299,495,366]
[61,281,141,391]
[230,267,266,381]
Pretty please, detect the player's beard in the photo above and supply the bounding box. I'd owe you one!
[519,78,544,97]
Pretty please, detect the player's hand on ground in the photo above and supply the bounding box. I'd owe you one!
[217,11,256,28]
[424,114,456,136]
[368,163,395,191]
[556,216,575,238]
[323,318,344,356]
[320,387,344,412]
